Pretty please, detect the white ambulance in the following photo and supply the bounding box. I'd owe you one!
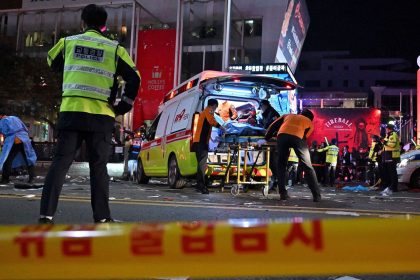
[136,70,297,189]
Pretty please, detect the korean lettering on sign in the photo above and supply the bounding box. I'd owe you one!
[74,45,104,62]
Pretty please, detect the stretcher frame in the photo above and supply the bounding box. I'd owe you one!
[220,143,271,196]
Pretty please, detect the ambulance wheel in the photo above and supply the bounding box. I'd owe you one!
[231,185,240,196]
[168,155,185,189]
[262,185,269,197]
[136,159,150,184]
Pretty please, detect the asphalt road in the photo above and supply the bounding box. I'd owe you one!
[1,168,420,280]
[0,174,420,225]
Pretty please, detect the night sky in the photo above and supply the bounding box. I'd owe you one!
[303,0,420,67]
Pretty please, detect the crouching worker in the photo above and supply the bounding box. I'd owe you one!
[260,109,321,202]
[0,115,37,184]
[192,99,225,194]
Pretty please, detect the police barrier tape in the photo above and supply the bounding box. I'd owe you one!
[0,217,419,279]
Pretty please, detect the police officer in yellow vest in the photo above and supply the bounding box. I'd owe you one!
[367,135,382,186]
[287,148,299,187]
[380,123,400,196]
[39,4,140,224]
[317,138,339,187]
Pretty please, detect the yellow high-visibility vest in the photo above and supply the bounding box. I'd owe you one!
[383,131,400,159]
[317,144,339,164]
[47,30,138,117]
[288,148,299,163]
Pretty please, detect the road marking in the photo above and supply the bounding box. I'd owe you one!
[1,193,419,217]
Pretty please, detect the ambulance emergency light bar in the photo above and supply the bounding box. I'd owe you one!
[228,63,297,84]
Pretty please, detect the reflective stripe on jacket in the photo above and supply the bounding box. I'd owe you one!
[369,142,378,162]
[193,107,221,144]
[265,114,313,140]
[317,144,339,164]
[383,131,400,159]
[288,148,299,163]
[48,30,118,117]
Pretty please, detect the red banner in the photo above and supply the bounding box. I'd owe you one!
[308,108,381,151]
[133,29,176,130]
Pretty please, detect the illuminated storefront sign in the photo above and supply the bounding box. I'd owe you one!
[275,0,310,73]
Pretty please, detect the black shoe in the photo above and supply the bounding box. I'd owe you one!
[280,193,290,200]
[38,217,54,224]
[94,218,122,223]
[194,185,210,194]
[0,178,10,184]
[200,187,210,194]
[313,195,321,202]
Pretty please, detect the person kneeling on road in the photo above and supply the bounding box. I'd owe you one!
[0,115,37,184]
[192,99,225,194]
[259,109,321,202]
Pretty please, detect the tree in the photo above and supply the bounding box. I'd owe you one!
[0,44,62,129]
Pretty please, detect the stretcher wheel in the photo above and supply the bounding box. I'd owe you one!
[262,185,269,197]
[231,185,240,196]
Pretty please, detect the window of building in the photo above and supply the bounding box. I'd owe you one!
[343,80,348,87]
[327,80,332,87]
[344,65,349,70]
[328,65,333,71]
[305,80,321,87]
[359,80,365,87]
[243,19,262,37]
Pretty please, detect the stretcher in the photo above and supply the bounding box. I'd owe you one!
[206,134,272,196]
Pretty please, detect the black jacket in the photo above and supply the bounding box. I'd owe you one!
[261,106,280,129]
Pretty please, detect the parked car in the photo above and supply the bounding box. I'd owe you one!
[397,149,420,188]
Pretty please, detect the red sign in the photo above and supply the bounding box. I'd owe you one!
[133,29,176,130]
[308,108,381,151]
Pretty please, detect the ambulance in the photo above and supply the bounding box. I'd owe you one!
[136,70,297,189]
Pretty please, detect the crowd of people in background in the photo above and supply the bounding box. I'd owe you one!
[287,127,418,192]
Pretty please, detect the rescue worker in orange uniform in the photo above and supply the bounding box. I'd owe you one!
[192,99,225,194]
[262,109,321,201]
[216,100,238,122]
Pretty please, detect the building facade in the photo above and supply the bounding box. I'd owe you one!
[0,0,310,138]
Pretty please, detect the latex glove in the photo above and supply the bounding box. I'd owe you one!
[257,139,267,147]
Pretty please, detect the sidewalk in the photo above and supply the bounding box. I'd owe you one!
[35,161,124,177]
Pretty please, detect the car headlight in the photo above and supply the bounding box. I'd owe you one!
[398,157,411,168]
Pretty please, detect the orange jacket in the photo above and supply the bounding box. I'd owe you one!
[217,101,238,122]
[265,114,314,140]
[193,107,220,144]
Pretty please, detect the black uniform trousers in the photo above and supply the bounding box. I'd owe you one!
[40,130,112,221]
[382,160,398,192]
[194,142,208,189]
[276,134,320,198]
[2,143,35,182]
[324,163,336,187]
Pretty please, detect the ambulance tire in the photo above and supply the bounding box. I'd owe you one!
[168,155,186,189]
[136,158,150,184]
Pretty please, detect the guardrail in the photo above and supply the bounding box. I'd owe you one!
[0,217,419,279]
